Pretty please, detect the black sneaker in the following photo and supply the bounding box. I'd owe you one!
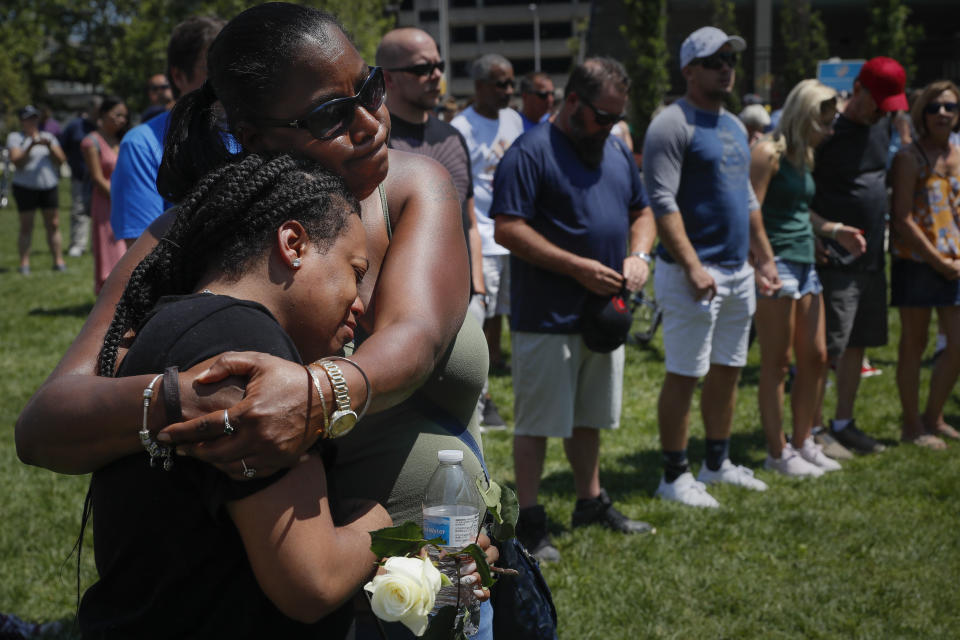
[571,488,656,535]
[516,505,561,563]
[480,395,507,432]
[830,419,886,454]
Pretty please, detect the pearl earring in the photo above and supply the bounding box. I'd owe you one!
[292,257,302,268]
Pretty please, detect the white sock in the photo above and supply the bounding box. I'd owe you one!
[832,418,851,432]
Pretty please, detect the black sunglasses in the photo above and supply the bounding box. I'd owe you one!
[491,78,514,90]
[580,95,626,127]
[386,60,445,77]
[527,90,552,99]
[924,102,960,114]
[256,67,385,141]
[695,51,738,70]
[148,83,170,91]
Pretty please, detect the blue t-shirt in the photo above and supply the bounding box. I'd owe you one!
[643,98,757,266]
[491,122,649,333]
[110,110,171,240]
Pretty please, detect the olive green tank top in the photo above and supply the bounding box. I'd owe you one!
[331,185,489,525]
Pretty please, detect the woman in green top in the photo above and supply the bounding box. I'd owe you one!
[750,79,864,477]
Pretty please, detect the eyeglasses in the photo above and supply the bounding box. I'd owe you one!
[694,51,738,70]
[526,90,552,99]
[255,67,385,141]
[924,102,960,115]
[149,83,171,91]
[386,60,445,77]
[580,95,626,127]
[491,78,514,90]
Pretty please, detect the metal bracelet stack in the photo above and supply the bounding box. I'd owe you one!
[140,373,173,471]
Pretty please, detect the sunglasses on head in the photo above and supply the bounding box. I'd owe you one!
[694,51,738,70]
[924,102,960,115]
[256,67,385,141]
[580,95,626,127]
[386,60,445,77]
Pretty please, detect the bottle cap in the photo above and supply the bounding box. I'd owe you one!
[438,449,463,463]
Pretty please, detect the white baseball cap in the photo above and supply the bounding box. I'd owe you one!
[680,27,746,70]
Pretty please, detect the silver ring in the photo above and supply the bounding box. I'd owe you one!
[223,409,235,436]
[241,458,256,479]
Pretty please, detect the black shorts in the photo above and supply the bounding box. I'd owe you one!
[890,258,960,307]
[12,184,59,212]
[818,267,888,358]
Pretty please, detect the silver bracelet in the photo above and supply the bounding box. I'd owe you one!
[629,251,652,264]
[139,374,173,471]
[322,356,372,422]
[305,364,330,438]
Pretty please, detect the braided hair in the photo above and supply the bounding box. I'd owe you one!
[97,153,359,377]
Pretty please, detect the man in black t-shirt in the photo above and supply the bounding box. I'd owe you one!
[377,29,508,431]
[813,57,908,455]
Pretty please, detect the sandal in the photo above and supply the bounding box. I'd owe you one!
[934,424,960,440]
[901,433,948,450]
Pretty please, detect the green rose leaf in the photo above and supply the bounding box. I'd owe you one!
[476,477,503,523]
[370,521,442,559]
[489,484,519,541]
[458,543,494,588]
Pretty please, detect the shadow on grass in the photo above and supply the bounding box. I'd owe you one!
[28,303,94,318]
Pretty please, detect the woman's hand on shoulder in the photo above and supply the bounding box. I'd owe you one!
[159,352,320,480]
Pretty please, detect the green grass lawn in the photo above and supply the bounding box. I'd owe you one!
[2,186,959,638]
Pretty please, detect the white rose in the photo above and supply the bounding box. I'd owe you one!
[364,555,442,637]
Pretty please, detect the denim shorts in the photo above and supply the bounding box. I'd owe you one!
[891,258,960,307]
[763,256,823,299]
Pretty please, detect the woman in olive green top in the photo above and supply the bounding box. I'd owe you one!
[750,80,865,477]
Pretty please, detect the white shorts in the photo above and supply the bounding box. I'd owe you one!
[655,260,756,378]
[481,254,510,318]
[511,332,623,438]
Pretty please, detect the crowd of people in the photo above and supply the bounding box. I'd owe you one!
[8,4,960,638]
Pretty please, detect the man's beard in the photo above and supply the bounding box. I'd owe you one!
[570,107,608,169]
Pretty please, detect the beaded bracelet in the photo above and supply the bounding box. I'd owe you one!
[139,373,173,471]
[305,364,330,439]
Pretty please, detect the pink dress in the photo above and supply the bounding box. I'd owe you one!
[82,132,127,293]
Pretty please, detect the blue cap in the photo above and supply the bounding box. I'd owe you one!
[680,27,746,69]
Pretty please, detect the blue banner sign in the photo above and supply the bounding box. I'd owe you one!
[817,60,865,93]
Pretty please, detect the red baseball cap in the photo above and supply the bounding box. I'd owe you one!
[857,57,908,112]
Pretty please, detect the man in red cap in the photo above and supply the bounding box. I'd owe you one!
[812,57,908,455]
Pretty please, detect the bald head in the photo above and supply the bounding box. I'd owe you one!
[376,28,437,69]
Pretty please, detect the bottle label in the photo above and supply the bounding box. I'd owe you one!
[423,511,479,548]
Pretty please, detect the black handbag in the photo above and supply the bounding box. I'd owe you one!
[490,537,558,640]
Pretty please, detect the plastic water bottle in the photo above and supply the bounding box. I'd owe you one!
[422,449,482,633]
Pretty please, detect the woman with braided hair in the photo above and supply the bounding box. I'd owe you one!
[78,153,392,637]
[18,3,496,636]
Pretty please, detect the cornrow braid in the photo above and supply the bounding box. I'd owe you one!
[97,153,359,377]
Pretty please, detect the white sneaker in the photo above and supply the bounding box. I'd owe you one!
[764,443,825,477]
[655,472,719,508]
[799,437,842,471]
[697,458,769,491]
[67,246,84,258]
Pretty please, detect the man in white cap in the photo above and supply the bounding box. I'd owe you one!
[642,27,780,507]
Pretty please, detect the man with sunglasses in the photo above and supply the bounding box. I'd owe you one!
[111,16,224,247]
[140,73,174,124]
[643,26,780,508]
[812,57,908,455]
[518,72,555,131]
[492,58,657,562]
[377,28,486,313]
[452,53,524,431]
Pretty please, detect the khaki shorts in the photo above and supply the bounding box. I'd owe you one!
[511,332,623,438]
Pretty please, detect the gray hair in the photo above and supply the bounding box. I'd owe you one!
[738,104,770,129]
[471,53,512,82]
[520,71,551,94]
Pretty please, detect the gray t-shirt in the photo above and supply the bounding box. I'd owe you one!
[6,131,61,190]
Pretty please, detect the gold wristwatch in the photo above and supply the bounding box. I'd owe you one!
[319,360,358,438]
